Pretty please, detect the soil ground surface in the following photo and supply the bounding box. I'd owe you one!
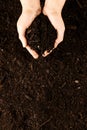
[0,0,87,130]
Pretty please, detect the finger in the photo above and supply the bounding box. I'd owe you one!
[54,29,65,48]
[17,23,27,47]
[43,30,64,57]
[26,45,39,59]
[45,13,65,48]
[19,34,27,48]
[42,48,54,57]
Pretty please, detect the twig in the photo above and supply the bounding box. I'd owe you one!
[67,25,77,30]
[39,116,52,128]
[76,0,83,8]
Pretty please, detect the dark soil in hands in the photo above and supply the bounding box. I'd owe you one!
[26,13,57,55]
[0,0,87,130]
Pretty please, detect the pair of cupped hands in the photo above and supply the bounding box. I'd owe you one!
[17,0,66,59]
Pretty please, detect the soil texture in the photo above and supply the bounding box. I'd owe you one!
[0,0,87,130]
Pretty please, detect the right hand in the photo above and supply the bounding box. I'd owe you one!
[17,9,41,59]
[42,0,66,57]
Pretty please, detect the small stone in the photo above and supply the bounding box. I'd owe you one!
[1,49,4,52]
[37,45,40,49]
[46,69,49,74]
[74,80,79,84]
[77,87,81,90]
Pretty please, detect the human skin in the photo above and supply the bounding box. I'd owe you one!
[42,0,66,57]
[17,0,41,59]
[17,0,66,58]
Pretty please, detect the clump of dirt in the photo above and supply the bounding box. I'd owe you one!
[26,13,57,55]
[0,0,87,130]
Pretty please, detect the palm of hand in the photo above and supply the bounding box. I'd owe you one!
[17,11,41,59]
[17,10,65,59]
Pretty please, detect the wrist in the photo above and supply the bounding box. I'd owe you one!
[20,0,41,13]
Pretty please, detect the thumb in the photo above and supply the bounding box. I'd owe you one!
[19,34,27,48]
